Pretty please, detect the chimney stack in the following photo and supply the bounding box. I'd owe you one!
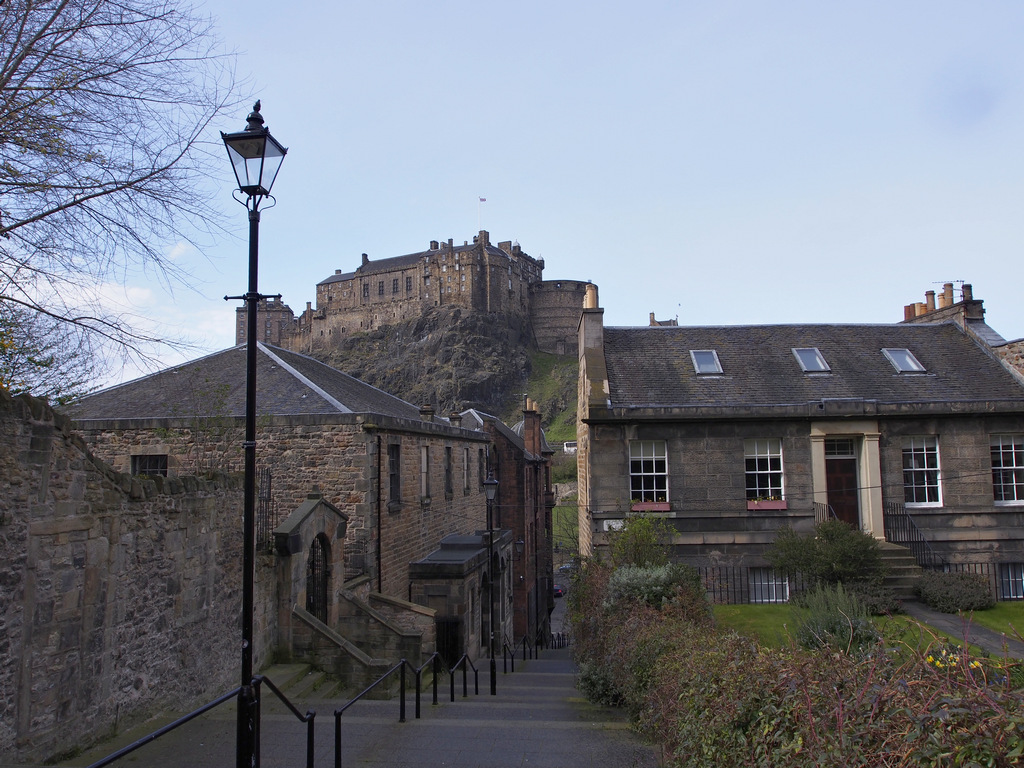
[963,283,973,301]
[449,412,462,428]
[419,405,434,423]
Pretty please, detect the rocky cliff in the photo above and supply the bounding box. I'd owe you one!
[310,306,535,418]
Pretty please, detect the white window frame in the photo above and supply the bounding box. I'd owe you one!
[793,347,830,372]
[999,563,1024,600]
[690,349,723,375]
[902,436,941,506]
[629,440,668,504]
[883,348,926,373]
[748,568,789,604]
[744,439,784,500]
[991,434,1024,505]
[420,445,430,501]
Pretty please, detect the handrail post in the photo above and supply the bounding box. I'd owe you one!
[415,668,422,719]
[399,661,406,723]
[432,656,439,705]
[306,714,315,768]
[462,664,468,698]
[450,664,456,702]
[474,669,479,696]
[253,678,262,768]
[335,712,342,768]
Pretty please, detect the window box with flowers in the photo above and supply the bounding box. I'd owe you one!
[746,497,787,511]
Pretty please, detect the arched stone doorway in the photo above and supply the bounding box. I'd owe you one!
[305,533,330,623]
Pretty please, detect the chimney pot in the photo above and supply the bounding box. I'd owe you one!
[925,291,936,311]
[584,283,599,309]
[963,283,973,301]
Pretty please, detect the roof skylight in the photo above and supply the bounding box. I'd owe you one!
[793,347,830,372]
[690,349,723,375]
[882,348,926,373]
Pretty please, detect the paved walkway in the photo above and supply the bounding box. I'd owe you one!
[41,646,658,768]
[901,600,1024,658]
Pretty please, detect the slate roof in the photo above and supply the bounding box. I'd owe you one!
[69,343,425,422]
[601,323,1024,411]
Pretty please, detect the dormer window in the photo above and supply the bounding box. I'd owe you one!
[882,348,926,373]
[690,350,723,375]
[793,347,830,372]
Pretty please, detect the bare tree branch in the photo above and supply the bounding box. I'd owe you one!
[0,0,245,390]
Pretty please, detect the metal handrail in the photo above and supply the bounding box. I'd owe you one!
[883,501,945,569]
[447,653,480,701]
[813,501,838,523]
[502,634,534,673]
[85,687,242,768]
[252,674,316,768]
[85,672,318,768]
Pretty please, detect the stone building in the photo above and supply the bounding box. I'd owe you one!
[235,230,591,356]
[577,284,1024,598]
[1,390,245,762]
[68,343,542,680]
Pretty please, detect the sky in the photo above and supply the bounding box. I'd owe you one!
[117,0,1024,383]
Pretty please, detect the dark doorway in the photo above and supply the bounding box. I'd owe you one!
[306,534,330,623]
[825,438,859,527]
[436,617,463,667]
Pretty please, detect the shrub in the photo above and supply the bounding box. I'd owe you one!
[571,559,1024,767]
[607,515,674,568]
[916,569,995,613]
[766,520,887,587]
[844,581,903,616]
[791,583,880,653]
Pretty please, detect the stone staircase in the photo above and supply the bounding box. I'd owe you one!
[257,662,354,708]
[878,541,924,600]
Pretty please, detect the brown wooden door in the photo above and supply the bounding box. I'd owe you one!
[826,457,859,527]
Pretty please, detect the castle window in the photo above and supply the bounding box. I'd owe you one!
[392,278,399,293]
[424,277,430,286]
[362,283,369,298]
[406,276,413,291]
[420,446,430,501]
[444,447,453,497]
[378,281,384,296]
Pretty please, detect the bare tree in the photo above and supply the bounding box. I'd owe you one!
[0,0,242,384]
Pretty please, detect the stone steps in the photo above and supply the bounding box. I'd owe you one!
[878,542,923,599]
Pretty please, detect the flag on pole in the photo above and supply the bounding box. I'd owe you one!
[479,197,486,202]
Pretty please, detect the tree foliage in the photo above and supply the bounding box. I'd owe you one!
[765,520,887,587]
[0,0,242,384]
[0,302,97,403]
[607,514,674,568]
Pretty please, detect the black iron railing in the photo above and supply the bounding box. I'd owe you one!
[882,501,945,569]
[85,674,316,768]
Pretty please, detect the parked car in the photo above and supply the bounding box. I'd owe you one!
[553,584,566,598]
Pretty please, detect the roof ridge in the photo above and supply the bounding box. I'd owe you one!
[258,343,352,413]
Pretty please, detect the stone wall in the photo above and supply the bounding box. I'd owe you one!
[530,280,589,356]
[0,391,260,763]
[74,414,490,609]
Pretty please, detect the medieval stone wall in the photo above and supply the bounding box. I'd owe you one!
[239,232,588,358]
[530,280,589,356]
[0,392,259,763]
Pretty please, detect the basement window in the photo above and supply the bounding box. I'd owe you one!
[883,348,926,373]
[690,350,723,375]
[131,454,168,477]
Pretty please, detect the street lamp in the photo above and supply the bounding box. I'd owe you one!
[222,101,287,768]
[484,472,499,696]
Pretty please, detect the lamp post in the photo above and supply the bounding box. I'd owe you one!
[221,101,287,768]
[484,472,498,696]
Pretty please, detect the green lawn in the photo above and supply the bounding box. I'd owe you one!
[712,603,1016,658]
